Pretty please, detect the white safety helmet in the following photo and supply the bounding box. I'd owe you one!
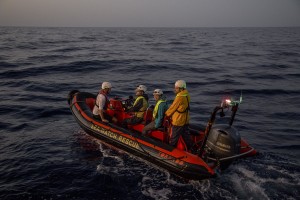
[153,89,163,95]
[175,80,186,89]
[102,82,112,89]
[136,85,147,93]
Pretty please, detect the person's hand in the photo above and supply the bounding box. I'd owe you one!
[163,116,171,127]
[165,115,171,121]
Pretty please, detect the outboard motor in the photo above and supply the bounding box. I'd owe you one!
[205,124,241,170]
[198,94,243,169]
[206,124,241,158]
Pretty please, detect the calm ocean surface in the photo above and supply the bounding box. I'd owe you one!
[0,27,299,199]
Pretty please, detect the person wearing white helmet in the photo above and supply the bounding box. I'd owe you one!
[165,80,192,150]
[93,81,117,123]
[142,89,168,136]
[122,85,149,127]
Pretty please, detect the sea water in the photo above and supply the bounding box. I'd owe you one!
[0,27,299,199]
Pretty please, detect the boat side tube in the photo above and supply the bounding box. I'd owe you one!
[69,92,215,180]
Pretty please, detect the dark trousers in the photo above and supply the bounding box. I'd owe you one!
[169,125,192,150]
[142,121,156,136]
[93,113,112,122]
[122,116,143,127]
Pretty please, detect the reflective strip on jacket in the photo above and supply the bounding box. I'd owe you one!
[152,99,168,128]
[165,90,190,126]
[133,96,148,118]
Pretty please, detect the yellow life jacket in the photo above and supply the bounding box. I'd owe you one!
[133,96,148,118]
[153,99,166,119]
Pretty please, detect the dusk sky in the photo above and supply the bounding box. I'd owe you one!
[1,0,299,27]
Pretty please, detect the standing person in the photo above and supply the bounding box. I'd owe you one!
[92,82,117,123]
[122,85,149,127]
[142,89,168,136]
[165,80,192,150]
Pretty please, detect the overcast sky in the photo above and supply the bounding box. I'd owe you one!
[1,0,299,27]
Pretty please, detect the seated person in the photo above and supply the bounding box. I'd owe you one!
[142,89,168,136]
[122,85,149,127]
[92,82,117,123]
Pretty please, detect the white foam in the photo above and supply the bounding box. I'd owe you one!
[141,187,172,200]
[189,179,211,192]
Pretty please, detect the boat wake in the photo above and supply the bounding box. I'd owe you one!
[96,143,125,175]
[74,128,299,200]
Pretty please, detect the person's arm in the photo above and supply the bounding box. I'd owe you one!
[155,104,165,128]
[165,97,180,117]
[98,95,109,122]
[99,110,108,123]
[127,98,143,112]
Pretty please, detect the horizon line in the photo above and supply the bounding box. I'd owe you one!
[1,25,300,29]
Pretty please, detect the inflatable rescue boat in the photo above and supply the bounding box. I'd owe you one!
[68,90,257,180]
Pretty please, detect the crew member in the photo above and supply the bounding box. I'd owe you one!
[165,80,192,150]
[122,85,149,127]
[142,89,168,136]
[93,81,117,123]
